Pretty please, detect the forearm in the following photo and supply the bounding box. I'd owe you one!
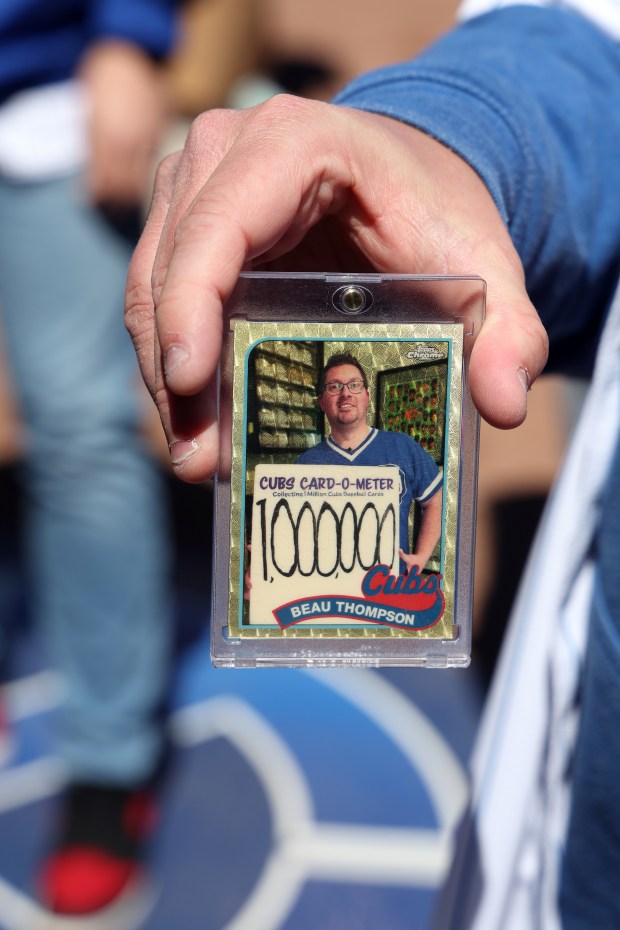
[335,6,620,374]
[79,39,169,205]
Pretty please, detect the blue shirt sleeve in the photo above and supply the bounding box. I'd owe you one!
[87,0,180,59]
[335,6,620,375]
[0,1,181,96]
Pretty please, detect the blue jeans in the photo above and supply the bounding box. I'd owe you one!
[0,173,171,785]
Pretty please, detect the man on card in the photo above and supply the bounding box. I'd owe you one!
[298,352,443,574]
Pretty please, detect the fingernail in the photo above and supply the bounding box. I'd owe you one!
[169,438,200,465]
[164,344,189,378]
[517,367,531,393]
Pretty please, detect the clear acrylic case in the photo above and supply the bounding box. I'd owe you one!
[212,272,484,668]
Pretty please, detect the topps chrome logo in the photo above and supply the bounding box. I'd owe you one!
[406,346,444,361]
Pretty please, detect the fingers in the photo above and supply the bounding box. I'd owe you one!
[152,98,350,399]
[149,108,244,401]
[342,115,550,428]
[128,97,349,480]
[393,120,548,429]
[142,98,355,479]
[126,97,551,487]
[469,270,549,429]
[399,550,423,575]
[126,152,179,384]
[126,151,220,482]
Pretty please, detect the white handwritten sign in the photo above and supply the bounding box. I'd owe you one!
[249,464,401,626]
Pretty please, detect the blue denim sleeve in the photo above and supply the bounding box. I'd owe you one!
[335,6,620,374]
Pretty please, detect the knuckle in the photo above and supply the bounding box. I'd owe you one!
[247,93,324,138]
[153,150,181,191]
[184,108,241,158]
[253,92,303,119]
[124,269,153,337]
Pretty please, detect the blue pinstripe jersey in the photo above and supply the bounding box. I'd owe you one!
[297,428,442,552]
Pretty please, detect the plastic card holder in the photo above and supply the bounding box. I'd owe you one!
[212,273,484,668]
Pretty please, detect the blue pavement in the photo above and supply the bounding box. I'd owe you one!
[0,474,484,930]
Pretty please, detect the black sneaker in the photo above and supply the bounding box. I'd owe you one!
[38,783,156,915]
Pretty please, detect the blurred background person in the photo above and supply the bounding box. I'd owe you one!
[0,0,182,916]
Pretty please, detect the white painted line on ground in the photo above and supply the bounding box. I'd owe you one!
[2,673,66,721]
[306,669,469,830]
[0,757,66,814]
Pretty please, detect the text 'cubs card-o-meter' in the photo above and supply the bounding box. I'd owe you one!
[212,273,484,668]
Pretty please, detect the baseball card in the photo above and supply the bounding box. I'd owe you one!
[212,274,484,667]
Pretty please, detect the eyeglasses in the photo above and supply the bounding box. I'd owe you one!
[322,379,366,395]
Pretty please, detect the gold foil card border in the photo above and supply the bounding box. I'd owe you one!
[227,320,464,640]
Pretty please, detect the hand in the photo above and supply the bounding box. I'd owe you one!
[125,95,548,482]
[404,489,443,573]
[79,40,168,207]
[399,550,425,575]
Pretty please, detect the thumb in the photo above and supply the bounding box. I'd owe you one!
[470,271,548,430]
